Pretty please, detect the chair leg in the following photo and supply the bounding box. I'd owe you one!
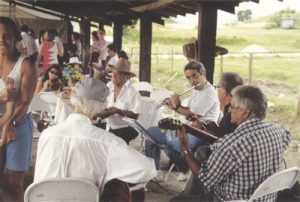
[164,163,177,182]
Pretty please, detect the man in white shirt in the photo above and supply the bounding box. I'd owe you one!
[101,58,141,144]
[104,44,119,82]
[146,61,220,181]
[20,25,37,62]
[34,78,156,195]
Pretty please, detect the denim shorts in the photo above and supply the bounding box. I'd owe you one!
[5,113,34,171]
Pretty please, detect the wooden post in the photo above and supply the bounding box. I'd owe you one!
[248,53,253,84]
[220,55,224,75]
[197,3,218,84]
[113,21,123,51]
[139,15,152,82]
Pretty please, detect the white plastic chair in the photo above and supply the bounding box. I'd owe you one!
[24,178,100,202]
[228,167,300,202]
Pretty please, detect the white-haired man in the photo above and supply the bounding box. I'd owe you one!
[34,78,156,196]
[172,85,291,201]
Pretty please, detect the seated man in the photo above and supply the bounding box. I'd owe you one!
[173,85,291,201]
[34,78,156,197]
[145,61,220,181]
[101,58,141,145]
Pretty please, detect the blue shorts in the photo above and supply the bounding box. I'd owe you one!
[5,113,34,171]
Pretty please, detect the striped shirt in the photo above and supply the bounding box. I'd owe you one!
[198,118,291,201]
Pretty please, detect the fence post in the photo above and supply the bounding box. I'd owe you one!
[297,86,300,117]
[248,53,253,84]
[156,45,159,69]
[130,47,134,59]
[220,55,224,75]
[170,46,174,72]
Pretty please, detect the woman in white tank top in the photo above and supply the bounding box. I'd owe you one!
[0,17,37,201]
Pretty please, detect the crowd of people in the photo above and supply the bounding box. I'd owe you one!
[0,16,293,202]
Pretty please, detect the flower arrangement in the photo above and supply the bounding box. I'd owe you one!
[63,63,84,85]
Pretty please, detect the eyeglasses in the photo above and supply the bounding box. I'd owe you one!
[186,73,200,81]
[229,105,243,110]
[98,32,105,35]
[50,70,59,75]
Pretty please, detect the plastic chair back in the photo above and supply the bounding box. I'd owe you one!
[24,178,100,202]
[248,167,300,202]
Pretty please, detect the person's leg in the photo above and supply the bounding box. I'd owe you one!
[164,134,203,173]
[5,170,25,201]
[109,127,138,144]
[5,114,33,202]
[145,127,168,170]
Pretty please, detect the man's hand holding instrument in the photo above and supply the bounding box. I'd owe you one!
[157,83,201,109]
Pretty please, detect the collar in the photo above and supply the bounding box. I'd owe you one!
[66,113,92,125]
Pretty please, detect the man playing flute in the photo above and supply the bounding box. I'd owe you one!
[145,61,219,182]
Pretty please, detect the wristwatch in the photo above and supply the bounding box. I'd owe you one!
[182,149,190,156]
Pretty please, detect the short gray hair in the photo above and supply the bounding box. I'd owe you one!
[184,61,206,76]
[70,94,107,117]
[231,85,268,119]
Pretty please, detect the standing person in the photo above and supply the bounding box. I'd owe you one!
[36,29,63,75]
[52,29,64,65]
[0,17,37,201]
[100,58,141,144]
[103,44,118,83]
[97,28,107,64]
[172,85,291,202]
[71,32,82,61]
[145,61,220,181]
[20,25,37,63]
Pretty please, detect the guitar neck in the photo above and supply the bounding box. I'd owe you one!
[183,124,218,143]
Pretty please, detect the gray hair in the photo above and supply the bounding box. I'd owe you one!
[220,72,244,95]
[184,61,206,76]
[70,94,107,117]
[231,85,268,119]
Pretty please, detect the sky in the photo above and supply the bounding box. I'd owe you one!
[177,0,300,26]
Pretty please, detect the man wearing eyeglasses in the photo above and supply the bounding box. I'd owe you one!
[145,61,220,182]
[172,85,291,201]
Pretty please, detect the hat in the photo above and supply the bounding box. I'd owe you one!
[68,57,82,64]
[133,81,153,93]
[75,78,109,102]
[115,58,136,77]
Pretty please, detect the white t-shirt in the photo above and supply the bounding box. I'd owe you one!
[34,113,156,192]
[188,82,220,122]
[106,80,141,129]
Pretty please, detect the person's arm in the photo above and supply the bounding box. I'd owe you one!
[166,94,192,117]
[177,127,201,175]
[0,88,17,103]
[34,80,43,96]
[0,77,16,146]
[12,58,37,121]
[36,42,44,72]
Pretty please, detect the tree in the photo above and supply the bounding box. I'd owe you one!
[237,9,252,22]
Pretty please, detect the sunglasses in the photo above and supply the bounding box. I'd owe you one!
[50,70,59,75]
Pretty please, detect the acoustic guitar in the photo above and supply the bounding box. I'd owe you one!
[158,117,218,143]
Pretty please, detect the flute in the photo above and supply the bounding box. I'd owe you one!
[156,83,201,109]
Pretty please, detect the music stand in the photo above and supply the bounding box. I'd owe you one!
[122,118,165,149]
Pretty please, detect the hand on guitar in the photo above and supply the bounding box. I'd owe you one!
[158,117,218,143]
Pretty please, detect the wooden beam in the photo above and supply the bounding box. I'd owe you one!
[139,15,152,82]
[113,21,123,51]
[197,2,218,84]
[131,0,176,12]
